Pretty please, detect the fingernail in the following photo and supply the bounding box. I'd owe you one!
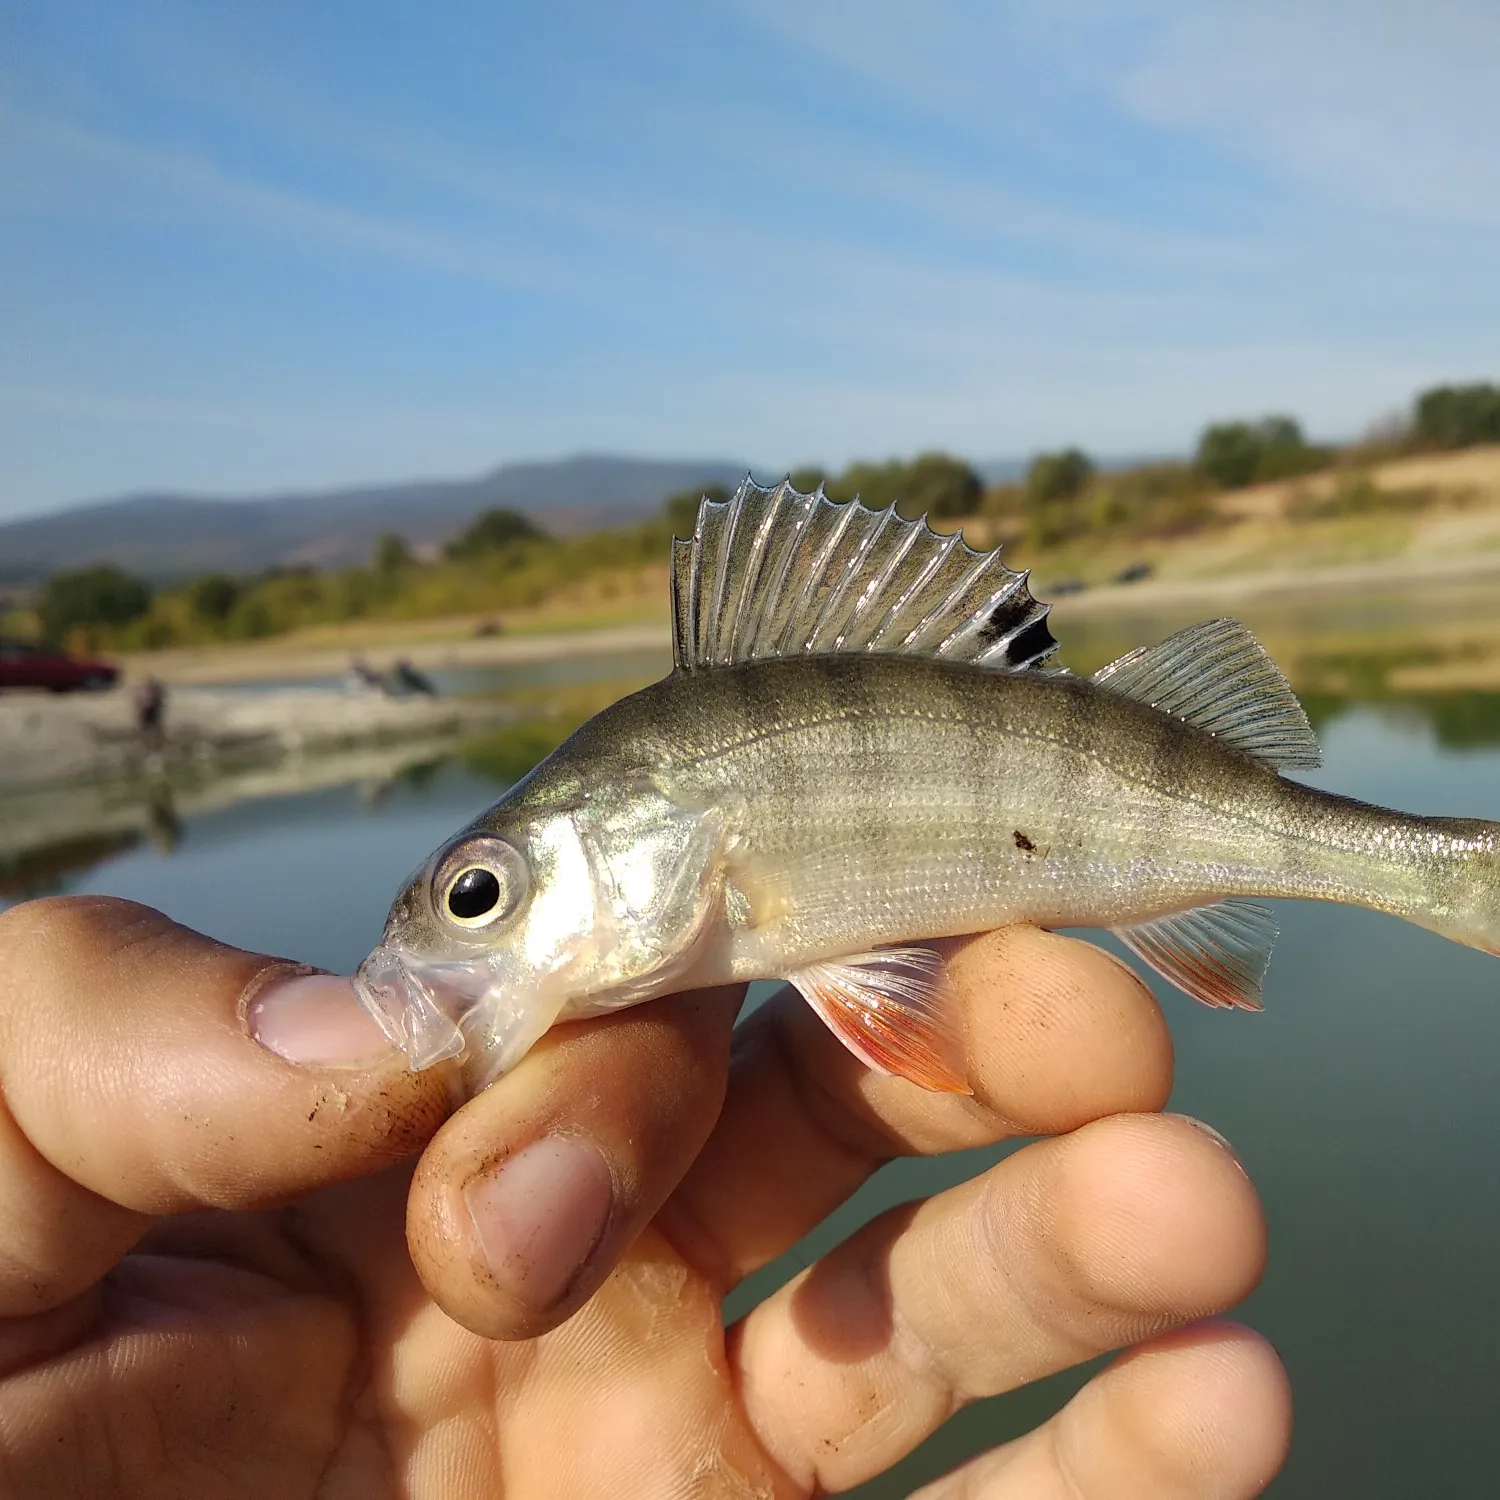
[247,973,395,1066]
[464,1136,614,1307]
[1169,1113,1243,1163]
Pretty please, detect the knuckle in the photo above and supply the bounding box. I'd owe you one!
[0,895,157,968]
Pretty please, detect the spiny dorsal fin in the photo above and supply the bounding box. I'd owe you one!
[670,477,1056,674]
[1114,898,1276,1012]
[1091,618,1321,770]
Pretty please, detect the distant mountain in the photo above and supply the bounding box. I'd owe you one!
[0,454,750,584]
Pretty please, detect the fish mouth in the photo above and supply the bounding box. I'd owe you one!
[353,944,477,1071]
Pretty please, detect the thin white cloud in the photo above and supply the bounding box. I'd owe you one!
[0,96,578,292]
[1121,0,1500,227]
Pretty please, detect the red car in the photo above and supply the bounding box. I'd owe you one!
[0,640,119,692]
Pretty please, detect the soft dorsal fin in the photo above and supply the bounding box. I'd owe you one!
[1091,618,1321,770]
[1114,898,1276,1012]
[670,477,1057,674]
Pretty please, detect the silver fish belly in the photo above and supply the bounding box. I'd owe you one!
[354,479,1500,1097]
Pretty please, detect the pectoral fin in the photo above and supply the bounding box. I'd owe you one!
[786,947,971,1094]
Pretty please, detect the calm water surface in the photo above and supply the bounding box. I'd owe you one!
[5,659,1500,1496]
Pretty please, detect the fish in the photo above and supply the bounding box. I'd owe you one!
[353,478,1500,1097]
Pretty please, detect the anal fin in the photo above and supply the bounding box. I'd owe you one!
[785,947,971,1094]
[1113,899,1276,1012]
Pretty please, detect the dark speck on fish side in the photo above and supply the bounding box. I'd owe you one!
[353,478,1500,1099]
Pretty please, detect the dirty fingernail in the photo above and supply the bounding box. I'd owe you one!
[247,973,395,1066]
[465,1136,614,1308]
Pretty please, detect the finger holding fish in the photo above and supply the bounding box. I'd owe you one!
[908,1324,1291,1500]
[405,985,739,1340]
[661,924,1173,1289]
[731,1112,1274,1493]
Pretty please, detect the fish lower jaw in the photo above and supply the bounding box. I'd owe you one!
[352,946,469,1071]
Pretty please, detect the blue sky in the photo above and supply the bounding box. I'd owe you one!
[2,0,1497,520]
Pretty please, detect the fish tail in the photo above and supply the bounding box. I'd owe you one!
[1356,812,1500,956]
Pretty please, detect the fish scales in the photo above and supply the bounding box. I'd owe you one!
[534,655,1396,966]
[355,479,1500,1095]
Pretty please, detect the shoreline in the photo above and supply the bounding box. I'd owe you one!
[117,621,670,686]
[108,548,1500,687]
[0,685,516,795]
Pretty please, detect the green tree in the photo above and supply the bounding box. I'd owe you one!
[824,454,981,521]
[1413,382,1500,449]
[188,574,241,623]
[788,467,827,494]
[662,483,729,538]
[373,532,415,575]
[1195,423,1264,489]
[39,566,151,644]
[443,508,546,561]
[1026,449,1094,507]
[901,452,982,519]
[1195,415,1324,489]
[1023,449,1095,549]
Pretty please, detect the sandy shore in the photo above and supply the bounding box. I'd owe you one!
[1050,548,1500,620]
[119,621,670,686]
[0,685,514,793]
[106,544,1500,691]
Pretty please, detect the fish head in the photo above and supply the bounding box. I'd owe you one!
[354,805,603,1091]
[353,785,731,1094]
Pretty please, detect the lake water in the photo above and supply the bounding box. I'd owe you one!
[6,652,1500,1496]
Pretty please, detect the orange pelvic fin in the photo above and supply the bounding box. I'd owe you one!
[786,947,971,1094]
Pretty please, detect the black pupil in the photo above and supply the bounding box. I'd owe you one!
[448,867,502,920]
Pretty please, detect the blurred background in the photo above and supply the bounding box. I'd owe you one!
[4,3,1500,1493]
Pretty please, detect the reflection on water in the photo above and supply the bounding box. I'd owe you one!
[7,635,1500,1496]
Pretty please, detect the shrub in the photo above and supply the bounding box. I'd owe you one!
[373,533,415,574]
[826,453,982,520]
[1023,449,1095,549]
[1412,383,1500,449]
[1195,415,1329,489]
[662,483,730,538]
[39,565,151,644]
[189,573,242,623]
[1088,462,1215,537]
[443,508,546,561]
[1026,449,1094,507]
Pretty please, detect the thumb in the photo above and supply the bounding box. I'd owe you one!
[0,896,449,1315]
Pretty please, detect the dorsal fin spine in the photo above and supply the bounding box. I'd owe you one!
[673,478,1057,674]
[883,528,962,650]
[743,484,815,661]
[936,569,1032,658]
[840,506,918,649]
[827,504,901,650]
[684,504,706,663]
[703,493,744,664]
[724,484,783,663]
[768,489,851,657]
[795,498,865,655]
[902,544,992,653]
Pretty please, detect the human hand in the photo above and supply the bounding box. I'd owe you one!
[0,895,1289,1497]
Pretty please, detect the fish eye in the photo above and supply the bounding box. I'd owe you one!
[433,836,528,931]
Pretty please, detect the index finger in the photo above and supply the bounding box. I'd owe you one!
[0,896,449,1314]
[662,924,1176,1288]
